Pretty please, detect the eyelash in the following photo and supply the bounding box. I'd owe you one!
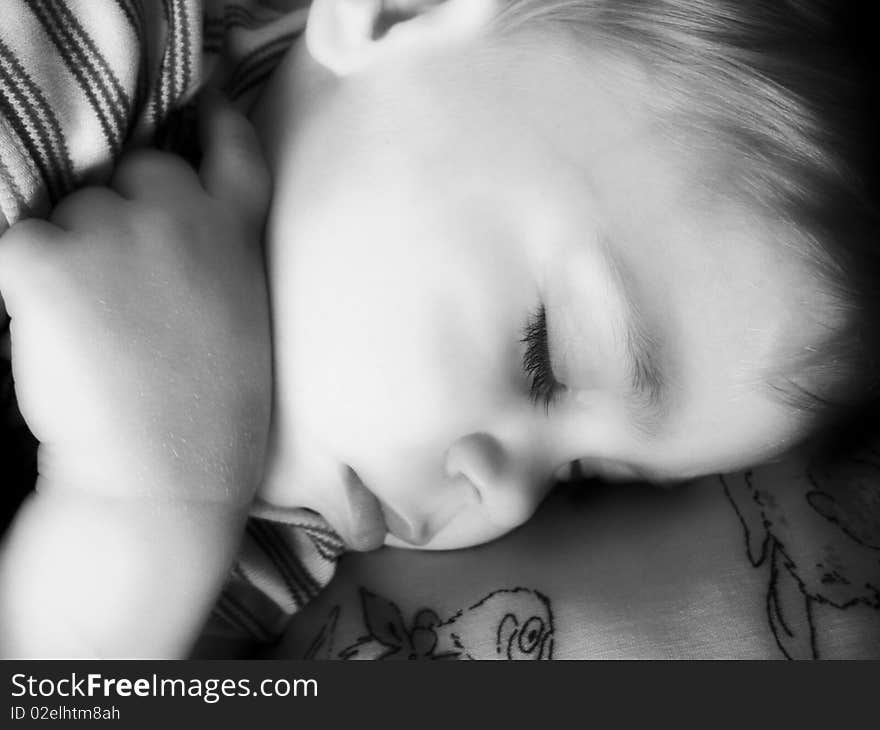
[521,305,565,411]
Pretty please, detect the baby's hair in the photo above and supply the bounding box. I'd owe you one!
[492,0,880,441]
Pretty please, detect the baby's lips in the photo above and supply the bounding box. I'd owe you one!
[338,466,388,552]
[380,474,481,548]
[380,503,427,545]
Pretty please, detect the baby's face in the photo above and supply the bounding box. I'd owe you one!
[252,33,834,552]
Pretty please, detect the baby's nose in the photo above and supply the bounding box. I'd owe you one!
[444,432,549,530]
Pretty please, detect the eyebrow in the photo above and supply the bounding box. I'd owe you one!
[625,316,668,435]
[602,244,670,437]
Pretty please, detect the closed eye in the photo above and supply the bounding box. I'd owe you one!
[521,305,566,412]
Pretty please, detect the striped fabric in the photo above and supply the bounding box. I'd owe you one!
[0,0,313,230]
[0,0,343,644]
[213,504,346,642]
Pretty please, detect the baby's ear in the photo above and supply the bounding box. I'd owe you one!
[306,0,498,75]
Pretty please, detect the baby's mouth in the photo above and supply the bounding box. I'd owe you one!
[339,467,436,549]
[338,467,388,552]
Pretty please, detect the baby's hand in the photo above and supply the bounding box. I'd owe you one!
[0,96,271,508]
[0,96,272,657]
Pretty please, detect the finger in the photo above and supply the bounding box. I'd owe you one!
[49,186,121,233]
[0,219,64,315]
[198,89,271,227]
[111,147,202,204]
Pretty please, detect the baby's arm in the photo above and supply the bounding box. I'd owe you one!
[0,97,272,657]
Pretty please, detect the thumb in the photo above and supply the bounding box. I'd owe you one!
[198,89,271,227]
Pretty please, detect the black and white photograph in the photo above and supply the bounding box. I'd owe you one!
[0,0,878,674]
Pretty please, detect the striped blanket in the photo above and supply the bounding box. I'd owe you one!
[0,0,341,645]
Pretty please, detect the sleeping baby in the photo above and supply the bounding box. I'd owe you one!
[0,0,877,656]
